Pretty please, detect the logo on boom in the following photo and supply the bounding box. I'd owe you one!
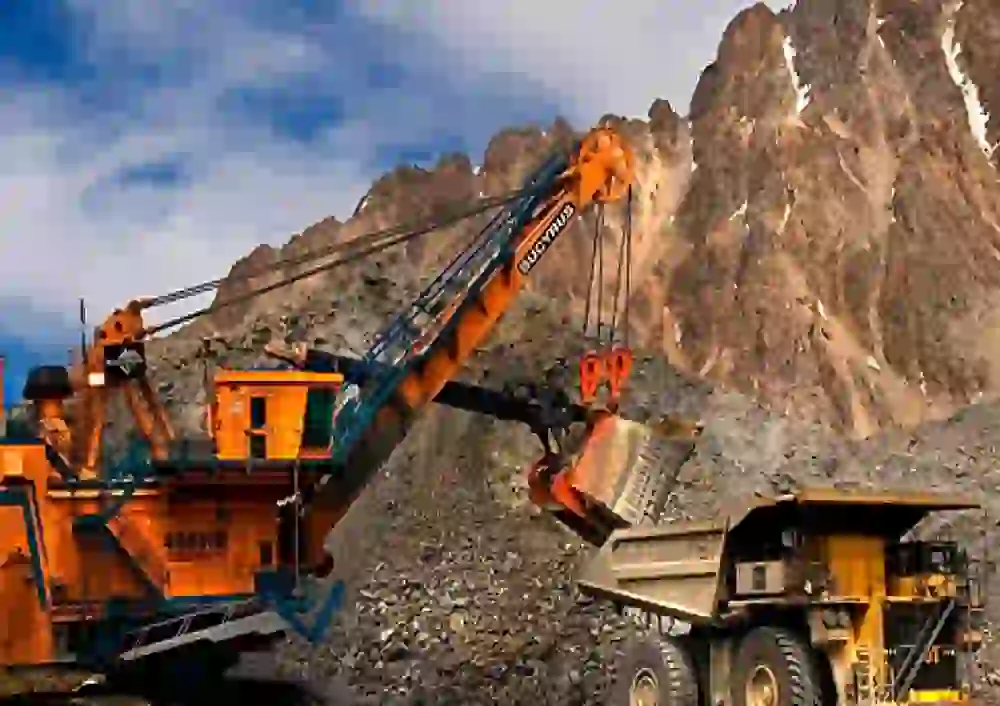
[517,203,577,275]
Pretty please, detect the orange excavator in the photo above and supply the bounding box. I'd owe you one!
[0,124,701,692]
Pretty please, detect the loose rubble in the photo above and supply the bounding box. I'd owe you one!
[274,409,637,706]
[117,0,1000,703]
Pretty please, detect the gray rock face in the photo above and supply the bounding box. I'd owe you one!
[144,0,1000,441]
[114,0,1000,702]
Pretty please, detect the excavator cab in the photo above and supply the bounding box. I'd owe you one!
[209,369,344,461]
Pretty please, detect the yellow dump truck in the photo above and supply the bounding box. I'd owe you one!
[580,488,984,705]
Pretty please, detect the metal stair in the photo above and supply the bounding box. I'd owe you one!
[73,441,167,597]
[107,514,170,594]
[891,599,957,701]
[115,599,286,663]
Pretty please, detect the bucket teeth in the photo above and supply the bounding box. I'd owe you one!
[571,414,701,530]
[613,430,693,525]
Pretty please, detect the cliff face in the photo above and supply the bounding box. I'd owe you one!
[661,0,1000,437]
[156,0,1000,441]
[130,1,1000,701]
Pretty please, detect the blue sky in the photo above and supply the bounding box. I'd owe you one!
[0,0,779,407]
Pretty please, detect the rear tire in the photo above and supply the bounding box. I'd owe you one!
[731,627,820,706]
[612,633,699,706]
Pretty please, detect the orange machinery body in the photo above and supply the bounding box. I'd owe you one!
[0,125,668,671]
[0,368,345,667]
[210,369,342,461]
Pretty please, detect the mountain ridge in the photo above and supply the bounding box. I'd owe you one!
[152,0,999,442]
[134,2,1000,700]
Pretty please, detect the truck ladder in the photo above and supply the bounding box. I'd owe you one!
[892,598,957,701]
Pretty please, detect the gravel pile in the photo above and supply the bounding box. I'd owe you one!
[275,406,639,705]
[262,379,1000,704]
[262,365,822,704]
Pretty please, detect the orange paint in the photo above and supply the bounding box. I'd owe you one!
[212,370,342,460]
[1,366,348,667]
[391,128,633,419]
[605,346,633,402]
[579,352,603,404]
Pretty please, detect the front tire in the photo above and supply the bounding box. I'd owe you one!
[613,634,699,706]
[732,627,819,706]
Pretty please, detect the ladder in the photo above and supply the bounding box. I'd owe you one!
[854,647,874,703]
[105,514,170,594]
[891,599,957,701]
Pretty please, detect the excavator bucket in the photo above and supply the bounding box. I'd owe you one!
[529,411,702,546]
[571,412,702,526]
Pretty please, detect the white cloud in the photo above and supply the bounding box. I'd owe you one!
[0,77,371,336]
[1,0,780,351]
[352,0,790,124]
[0,4,380,338]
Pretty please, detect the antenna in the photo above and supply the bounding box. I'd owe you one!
[79,297,87,364]
[200,337,214,435]
[0,355,6,436]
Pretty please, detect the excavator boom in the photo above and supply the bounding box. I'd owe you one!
[309,128,635,513]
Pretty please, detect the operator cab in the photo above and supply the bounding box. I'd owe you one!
[886,541,963,578]
[208,369,343,461]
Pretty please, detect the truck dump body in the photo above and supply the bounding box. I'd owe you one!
[577,520,727,622]
[578,488,981,623]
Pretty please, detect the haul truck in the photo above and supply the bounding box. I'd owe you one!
[581,488,984,705]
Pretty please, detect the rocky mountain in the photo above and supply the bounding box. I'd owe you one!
[133,0,1000,703]
[152,0,1000,442]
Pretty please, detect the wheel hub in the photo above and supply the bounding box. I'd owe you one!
[746,665,779,706]
[629,667,660,706]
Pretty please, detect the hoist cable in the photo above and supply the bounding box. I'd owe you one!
[144,189,532,335]
[582,212,601,340]
[610,208,627,344]
[143,187,535,310]
[624,185,633,346]
[143,188,538,334]
[596,205,605,344]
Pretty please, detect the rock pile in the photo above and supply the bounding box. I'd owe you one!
[125,0,1000,702]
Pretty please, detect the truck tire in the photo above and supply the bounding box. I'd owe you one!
[732,627,820,706]
[613,634,699,706]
